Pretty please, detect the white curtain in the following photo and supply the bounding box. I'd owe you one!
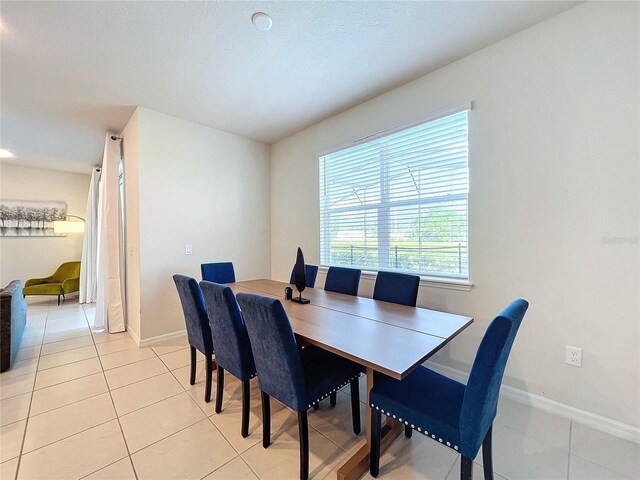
[95,135,126,333]
[79,168,101,303]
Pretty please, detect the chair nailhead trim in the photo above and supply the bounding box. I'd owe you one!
[369,403,460,453]
[307,373,361,409]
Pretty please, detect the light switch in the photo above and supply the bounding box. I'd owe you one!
[185,244,193,255]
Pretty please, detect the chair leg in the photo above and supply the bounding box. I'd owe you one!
[204,356,213,403]
[298,411,309,480]
[214,365,224,413]
[261,391,271,448]
[349,378,361,435]
[460,455,473,480]
[189,346,196,385]
[482,425,494,480]
[405,425,413,438]
[369,407,382,477]
[57,295,60,306]
[330,391,337,406]
[241,379,250,438]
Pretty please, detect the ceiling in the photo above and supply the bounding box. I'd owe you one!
[0,1,579,174]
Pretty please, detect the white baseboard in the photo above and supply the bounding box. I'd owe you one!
[137,329,187,348]
[127,327,141,346]
[427,362,640,444]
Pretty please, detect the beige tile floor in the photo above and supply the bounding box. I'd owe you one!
[1,298,638,480]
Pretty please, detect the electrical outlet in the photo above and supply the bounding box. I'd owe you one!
[128,247,134,257]
[185,244,192,255]
[566,346,582,367]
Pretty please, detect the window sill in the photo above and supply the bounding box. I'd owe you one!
[318,266,473,292]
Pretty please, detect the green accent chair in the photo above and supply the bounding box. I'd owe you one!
[24,261,81,305]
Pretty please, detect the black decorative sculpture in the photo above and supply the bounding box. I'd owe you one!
[291,247,310,304]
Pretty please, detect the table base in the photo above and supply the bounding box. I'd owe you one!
[337,418,403,480]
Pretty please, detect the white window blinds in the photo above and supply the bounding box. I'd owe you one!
[319,109,469,280]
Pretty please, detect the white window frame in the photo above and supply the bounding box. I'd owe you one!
[318,104,473,290]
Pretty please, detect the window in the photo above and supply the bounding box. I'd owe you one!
[319,108,469,280]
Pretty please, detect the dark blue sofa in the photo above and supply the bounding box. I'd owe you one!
[0,280,27,372]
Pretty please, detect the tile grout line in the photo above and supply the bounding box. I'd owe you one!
[31,365,103,392]
[161,350,275,473]
[236,454,261,480]
[114,342,224,465]
[556,419,636,479]
[101,354,163,374]
[38,340,97,357]
[126,415,210,457]
[14,298,52,480]
[83,304,140,480]
[19,416,118,458]
[443,455,459,480]
[24,386,108,419]
[34,350,99,373]
[163,349,228,420]
[116,389,185,418]
[108,369,169,393]
[0,376,38,402]
[76,455,131,480]
[197,453,241,480]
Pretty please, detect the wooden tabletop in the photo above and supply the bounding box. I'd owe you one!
[229,279,473,380]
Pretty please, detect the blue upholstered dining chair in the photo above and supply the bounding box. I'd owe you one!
[369,299,529,480]
[201,262,236,284]
[173,275,215,403]
[236,292,362,480]
[324,266,361,296]
[200,281,256,438]
[372,271,420,307]
[289,264,319,288]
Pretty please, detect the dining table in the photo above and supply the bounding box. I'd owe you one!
[229,278,473,480]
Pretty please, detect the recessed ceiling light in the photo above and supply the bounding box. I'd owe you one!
[251,12,272,31]
[0,149,13,158]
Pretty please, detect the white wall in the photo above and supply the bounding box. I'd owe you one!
[121,109,142,341]
[134,108,271,341]
[270,2,639,428]
[0,164,90,286]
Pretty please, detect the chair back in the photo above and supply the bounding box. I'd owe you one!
[289,264,319,288]
[173,275,214,355]
[324,266,361,296]
[201,262,236,284]
[236,293,306,410]
[372,271,420,306]
[53,261,81,282]
[200,281,254,381]
[460,299,529,454]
